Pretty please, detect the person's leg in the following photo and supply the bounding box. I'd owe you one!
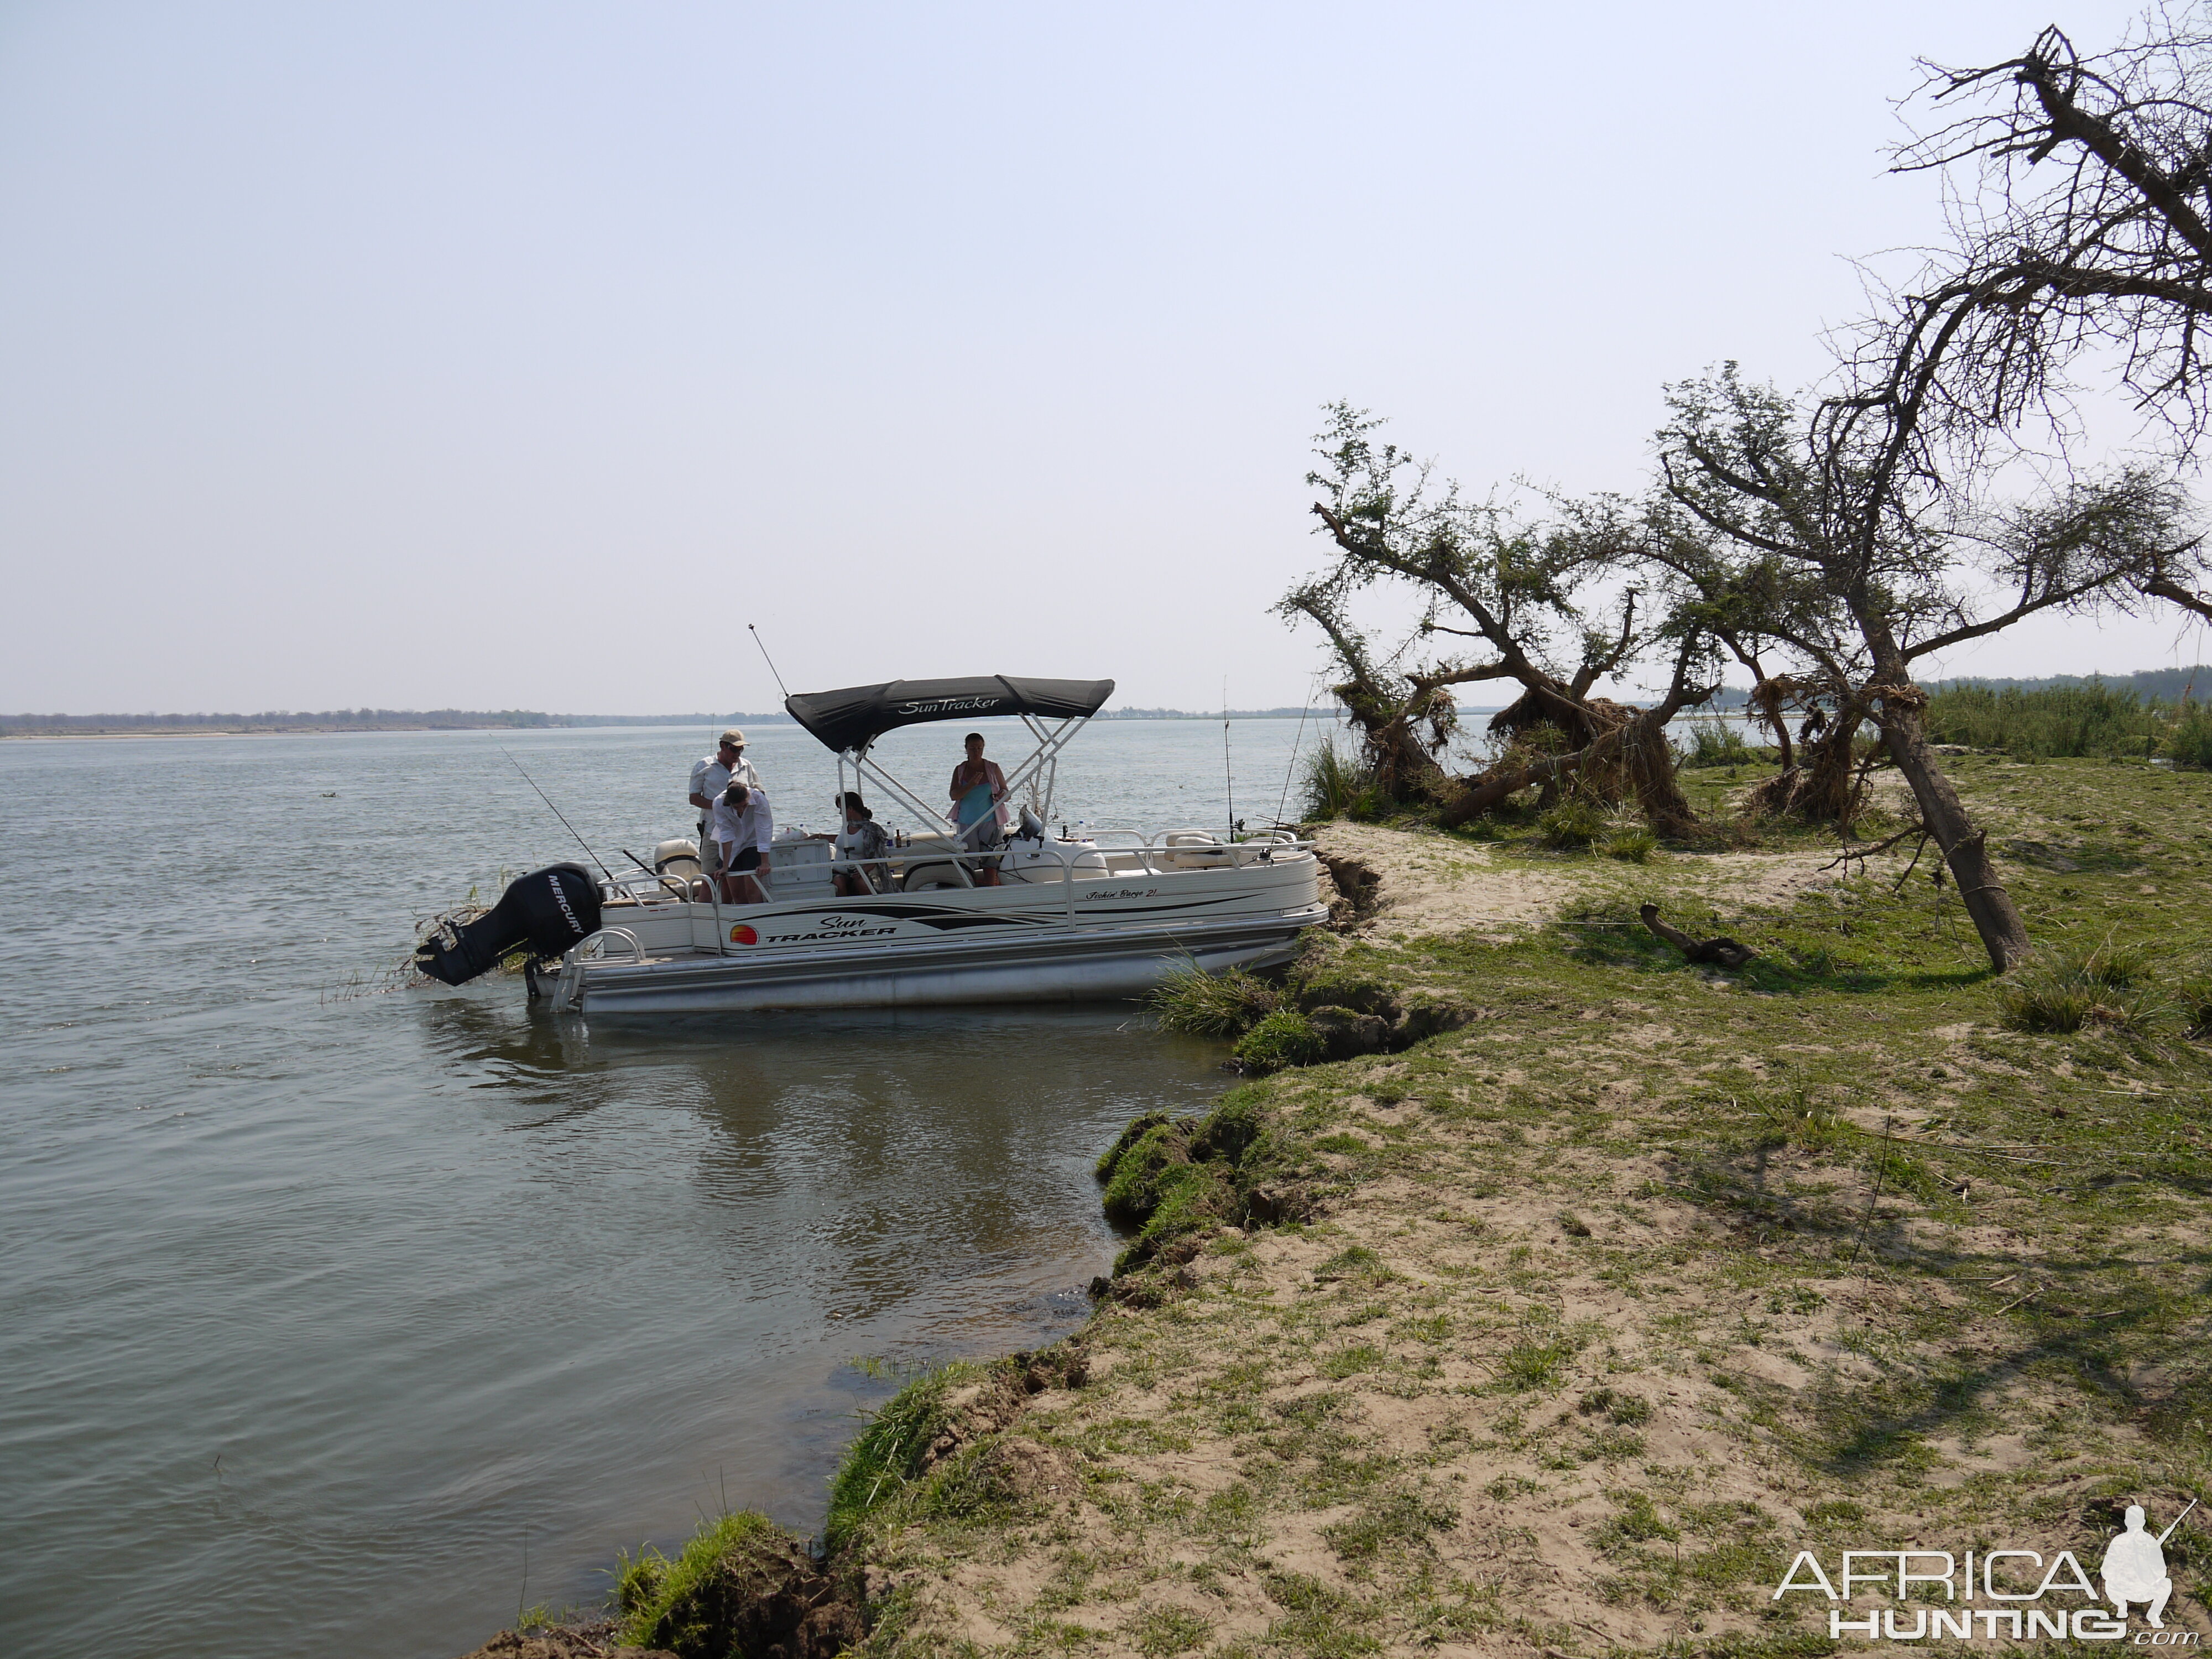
[732,847,764,904]
[2149,1579,2172,1626]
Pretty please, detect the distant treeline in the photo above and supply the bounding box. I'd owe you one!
[1100,706,1331,720]
[0,709,786,736]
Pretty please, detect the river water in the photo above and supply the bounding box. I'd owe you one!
[0,716,1323,1659]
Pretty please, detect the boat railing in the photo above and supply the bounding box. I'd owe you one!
[592,827,1314,924]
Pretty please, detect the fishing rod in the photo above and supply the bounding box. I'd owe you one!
[1274,671,1322,828]
[749,624,791,701]
[498,747,614,881]
[621,848,692,901]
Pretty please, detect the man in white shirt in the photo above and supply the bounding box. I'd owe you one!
[688,728,761,880]
[710,781,774,903]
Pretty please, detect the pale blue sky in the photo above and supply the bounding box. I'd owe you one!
[3,1,2197,714]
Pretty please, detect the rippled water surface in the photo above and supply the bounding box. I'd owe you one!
[0,717,1318,1659]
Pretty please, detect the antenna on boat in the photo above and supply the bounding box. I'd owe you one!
[748,624,791,702]
[1223,678,1235,842]
[498,747,614,881]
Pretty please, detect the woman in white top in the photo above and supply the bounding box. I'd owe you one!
[827,791,891,896]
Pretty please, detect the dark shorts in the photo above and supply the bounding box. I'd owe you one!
[728,846,761,873]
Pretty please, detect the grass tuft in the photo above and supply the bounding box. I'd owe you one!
[1233,1009,1328,1074]
[1150,964,1282,1039]
[1602,824,1657,862]
[1494,1334,1575,1391]
[1995,940,2170,1033]
[1537,796,1605,851]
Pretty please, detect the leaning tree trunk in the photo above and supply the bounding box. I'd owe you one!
[1441,747,1588,826]
[1621,708,1702,838]
[1875,686,2033,973]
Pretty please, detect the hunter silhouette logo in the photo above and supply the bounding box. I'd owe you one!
[2105,1501,2194,1630]
[1772,1498,2198,1641]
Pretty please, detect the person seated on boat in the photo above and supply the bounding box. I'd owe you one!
[710,780,773,904]
[688,728,760,884]
[947,732,1008,887]
[826,791,891,897]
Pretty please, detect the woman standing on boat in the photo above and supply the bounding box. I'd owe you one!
[948,732,1007,887]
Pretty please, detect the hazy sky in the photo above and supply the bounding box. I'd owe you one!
[5,1,2203,715]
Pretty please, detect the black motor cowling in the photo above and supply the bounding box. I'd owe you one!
[415,863,603,986]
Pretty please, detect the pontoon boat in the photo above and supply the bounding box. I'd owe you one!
[419,675,1328,1015]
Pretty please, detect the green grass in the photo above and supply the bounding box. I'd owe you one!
[1232,1009,1328,1074]
[1602,823,1657,862]
[1536,795,1605,849]
[1994,938,2175,1033]
[614,1511,786,1658]
[1148,964,1282,1039]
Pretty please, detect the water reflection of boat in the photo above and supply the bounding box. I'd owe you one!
[425,675,1328,1016]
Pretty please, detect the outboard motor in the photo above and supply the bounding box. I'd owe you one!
[415,863,603,987]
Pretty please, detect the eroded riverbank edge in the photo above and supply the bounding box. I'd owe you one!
[465,766,2212,1659]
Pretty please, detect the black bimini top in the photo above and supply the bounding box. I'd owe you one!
[784,675,1115,755]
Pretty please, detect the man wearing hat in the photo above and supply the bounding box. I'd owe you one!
[688,728,761,883]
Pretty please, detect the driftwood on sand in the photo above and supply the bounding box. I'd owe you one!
[1639,902,1757,969]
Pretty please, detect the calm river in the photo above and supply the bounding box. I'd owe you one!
[0,716,1321,1659]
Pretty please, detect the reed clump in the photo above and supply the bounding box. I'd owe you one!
[1149,964,1283,1039]
[1300,739,1387,821]
[1674,722,1761,769]
[1924,682,2184,759]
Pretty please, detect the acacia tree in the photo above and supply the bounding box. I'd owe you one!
[1654,364,2198,971]
[1864,14,2212,626]
[1281,405,1718,836]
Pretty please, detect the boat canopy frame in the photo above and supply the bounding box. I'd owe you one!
[785,676,1113,875]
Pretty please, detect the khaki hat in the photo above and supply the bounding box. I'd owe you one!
[720,727,747,748]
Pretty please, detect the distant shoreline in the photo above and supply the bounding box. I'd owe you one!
[0,706,1368,739]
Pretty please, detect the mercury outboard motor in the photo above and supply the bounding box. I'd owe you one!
[415,863,603,986]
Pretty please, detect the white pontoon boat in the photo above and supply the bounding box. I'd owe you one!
[526,675,1327,1015]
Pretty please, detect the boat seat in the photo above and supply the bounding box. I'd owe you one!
[1160,832,1232,870]
[654,837,703,881]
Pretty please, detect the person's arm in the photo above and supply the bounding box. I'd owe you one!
[754,800,774,862]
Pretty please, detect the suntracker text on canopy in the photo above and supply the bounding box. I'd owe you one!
[783,676,1115,755]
